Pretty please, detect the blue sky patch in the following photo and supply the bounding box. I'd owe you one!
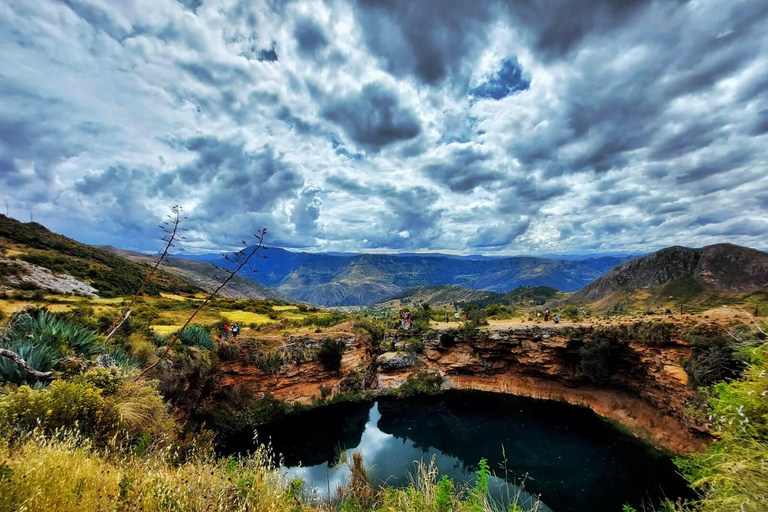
[471,58,531,100]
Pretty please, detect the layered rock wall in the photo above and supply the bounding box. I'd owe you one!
[210,325,707,453]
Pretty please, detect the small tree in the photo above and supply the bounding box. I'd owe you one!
[317,339,345,372]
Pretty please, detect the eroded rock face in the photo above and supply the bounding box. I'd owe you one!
[376,351,418,371]
[208,324,708,454]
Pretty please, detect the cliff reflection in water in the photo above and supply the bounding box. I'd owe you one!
[244,391,690,512]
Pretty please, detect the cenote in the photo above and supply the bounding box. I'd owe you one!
[228,391,691,512]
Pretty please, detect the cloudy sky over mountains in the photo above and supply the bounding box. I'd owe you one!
[1,0,767,254]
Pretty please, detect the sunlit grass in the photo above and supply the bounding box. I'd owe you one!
[159,292,192,301]
[272,305,299,311]
[280,311,308,320]
[220,310,272,324]
[150,324,182,335]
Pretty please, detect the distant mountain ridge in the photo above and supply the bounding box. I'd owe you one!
[97,246,287,301]
[570,243,768,304]
[190,247,635,306]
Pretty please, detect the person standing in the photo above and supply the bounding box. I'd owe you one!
[223,324,230,341]
[544,308,550,322]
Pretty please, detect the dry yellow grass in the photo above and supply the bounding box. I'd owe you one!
[272,305,299,311]
[220,310,272,324]
[0,433,322,512]
[149,324,182,335]
[0,300,30,315]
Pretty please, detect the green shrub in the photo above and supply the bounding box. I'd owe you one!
[318,339,345,372]
[338,370,364,395]
[306,311,348,328]
[126,333,158,367]
[633,321,673,346]
[253,352,285,375]
[683,334,743,388]
[579,338,615,383]
[354,317,386,346]
[0,380,104,437]
[73,367,124,396]
[0,372,175,446]
[398,371,443,396]
[434,475,453,512]
[206,390,291,439]
[0,260,23,278]
[403,337,424,354]
[132,303,160,323]
[217,342,240,361]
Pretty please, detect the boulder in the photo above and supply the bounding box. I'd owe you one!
[377,352,418,371]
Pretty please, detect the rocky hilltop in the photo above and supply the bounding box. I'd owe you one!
[570,243,768,304]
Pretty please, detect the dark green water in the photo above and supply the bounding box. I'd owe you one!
[236,391,691,512]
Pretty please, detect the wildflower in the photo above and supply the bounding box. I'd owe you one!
[748,390,754,396]
[761,390,768,397]
[760,370,766,377]
[46,409,52,415]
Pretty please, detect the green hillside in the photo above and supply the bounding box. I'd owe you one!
[0,215,200,297]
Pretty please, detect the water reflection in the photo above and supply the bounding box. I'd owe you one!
[244,391,690,512]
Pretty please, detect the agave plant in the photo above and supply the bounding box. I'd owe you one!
[7,310,102,357]
[177,325,214,351]
[0,340,61,384]
[0,309,103,383]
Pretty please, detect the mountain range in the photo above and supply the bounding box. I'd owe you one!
[188,248,635,306]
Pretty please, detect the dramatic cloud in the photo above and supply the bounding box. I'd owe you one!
[321,83,421,153]
[0,0,766,255]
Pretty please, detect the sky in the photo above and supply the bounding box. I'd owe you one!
[1,0,767,255]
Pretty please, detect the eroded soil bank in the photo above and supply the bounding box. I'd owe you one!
[207,323,710,454]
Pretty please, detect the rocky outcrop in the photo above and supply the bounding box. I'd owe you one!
[1,257,99,297]
[208,324,709,454]
[376,351,418,371]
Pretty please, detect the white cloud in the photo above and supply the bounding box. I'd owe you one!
[0,0,766,254]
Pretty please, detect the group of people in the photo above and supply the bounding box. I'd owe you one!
[540,308,560,324]
[398,310,413,330]
[222,323,241,341]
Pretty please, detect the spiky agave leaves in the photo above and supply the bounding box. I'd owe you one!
[0,340,60,384]
[0,309,103,384]
[8,309,102,357]
[177,325,213,351]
